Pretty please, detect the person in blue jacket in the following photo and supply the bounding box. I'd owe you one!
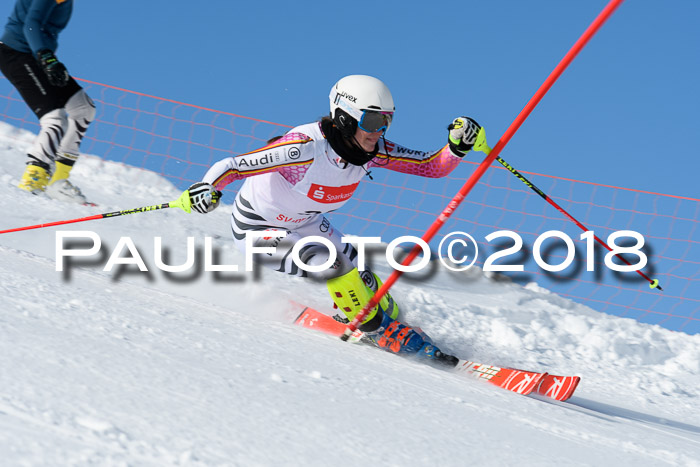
[0,0,95,203]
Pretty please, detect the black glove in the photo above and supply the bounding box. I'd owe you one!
[188,182,222,214]
[36,49,70,87]
[447,116,481,156]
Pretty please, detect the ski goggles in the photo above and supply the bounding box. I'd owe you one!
[358,110,393,133]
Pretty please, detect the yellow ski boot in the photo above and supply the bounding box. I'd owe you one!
[48,160,73,185]
[18,164,49,193]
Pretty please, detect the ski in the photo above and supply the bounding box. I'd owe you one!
[292,303,580,401]
[453,361,548,397]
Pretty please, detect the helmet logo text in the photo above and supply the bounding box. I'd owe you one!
[335,91,357,104]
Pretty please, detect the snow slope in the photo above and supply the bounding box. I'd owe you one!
[1,122,700,466]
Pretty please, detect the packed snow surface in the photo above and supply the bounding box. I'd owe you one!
[1,122,699,466]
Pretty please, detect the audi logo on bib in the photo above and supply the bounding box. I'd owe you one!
[308,182,359,204]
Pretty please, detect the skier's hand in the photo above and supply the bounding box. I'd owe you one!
[36,50,70,87]
[447,116,481,156]
[188,182,222,213]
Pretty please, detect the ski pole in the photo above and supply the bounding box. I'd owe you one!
[489,150,662,290]
[341,0,626,341]
[0,190,192,235]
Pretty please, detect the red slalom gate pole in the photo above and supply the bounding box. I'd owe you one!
[341,0,626,341]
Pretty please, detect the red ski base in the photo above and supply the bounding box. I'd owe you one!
[292,303,580,402]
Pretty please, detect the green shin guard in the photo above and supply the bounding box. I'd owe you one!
[327,268,378,324]
[326,269,400,328]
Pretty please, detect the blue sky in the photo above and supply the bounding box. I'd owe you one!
[56,0,699,200]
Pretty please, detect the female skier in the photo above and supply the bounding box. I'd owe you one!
[188,75,488,364]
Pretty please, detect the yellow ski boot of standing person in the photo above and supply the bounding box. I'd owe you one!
[18,163,50,193]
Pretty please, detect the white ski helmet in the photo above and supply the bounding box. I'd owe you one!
[329,75,395,137]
